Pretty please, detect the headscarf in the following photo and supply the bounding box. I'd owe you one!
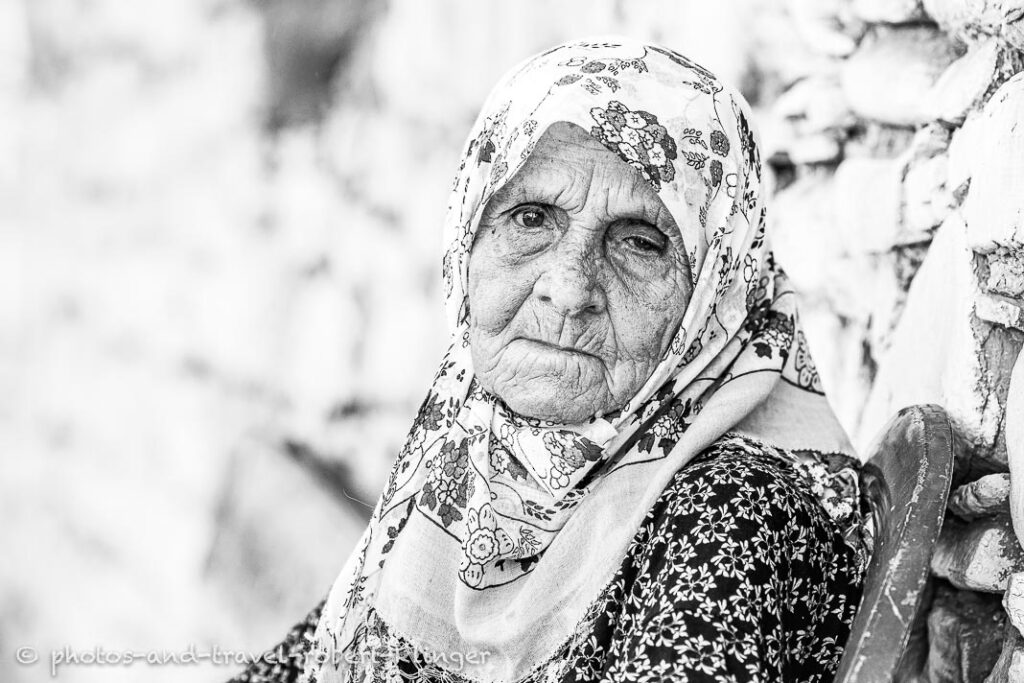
[301,37,854,683]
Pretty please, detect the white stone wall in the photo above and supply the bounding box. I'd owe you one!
[4,1,1022,681]
[771,1,1024,680]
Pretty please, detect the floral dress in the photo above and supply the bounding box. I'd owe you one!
[227,433,872,683]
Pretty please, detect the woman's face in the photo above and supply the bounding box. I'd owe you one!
[468,121,693,423]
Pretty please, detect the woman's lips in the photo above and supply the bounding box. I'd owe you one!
[515,337,597,359]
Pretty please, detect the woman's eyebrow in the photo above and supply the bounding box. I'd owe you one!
[491,175,563,206]
[607,198,677,231]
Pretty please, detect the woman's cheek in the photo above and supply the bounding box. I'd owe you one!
[608,267,690,356]
[469,261,534,336]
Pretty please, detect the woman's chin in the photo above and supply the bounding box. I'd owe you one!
[496,382,607,424]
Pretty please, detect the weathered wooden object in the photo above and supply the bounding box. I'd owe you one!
[834,404,956,682]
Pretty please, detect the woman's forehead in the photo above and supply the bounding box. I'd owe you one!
[489,121,676,219]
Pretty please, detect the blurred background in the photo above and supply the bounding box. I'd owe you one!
[5,0,1023,681]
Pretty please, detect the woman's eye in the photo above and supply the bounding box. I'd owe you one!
[624,235,663,253]
[512,206,548,229]
[616,222,668,256]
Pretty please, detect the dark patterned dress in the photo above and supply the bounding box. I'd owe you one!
[228,434,872,683]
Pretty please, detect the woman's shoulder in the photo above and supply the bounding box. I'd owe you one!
[654,432,845,516]
[674,431,865,515]
[643,431,873,572]
[697,430,863,474]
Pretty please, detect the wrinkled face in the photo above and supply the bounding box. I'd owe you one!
[467,121,693,423]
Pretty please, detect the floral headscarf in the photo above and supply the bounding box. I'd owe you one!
[302,37,853,683]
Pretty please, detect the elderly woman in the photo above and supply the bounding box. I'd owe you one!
[230,38,872,683]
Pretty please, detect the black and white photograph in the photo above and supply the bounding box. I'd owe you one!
[4,1,1024,682]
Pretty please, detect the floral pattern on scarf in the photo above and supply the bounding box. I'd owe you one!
[588,100,677,190]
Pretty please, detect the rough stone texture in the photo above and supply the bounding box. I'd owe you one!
[933,516,1024,592]
[895,123,952,242]
[852,0,927,24]
[906,121,955,161]
[987,248,1024,298]
[984,622,1024,683]
[924,40,1024,126]
[973,314,1024,475]
[927,582,1007,683]
[903,151,953,236]
[841,25,965,125]
[1005,573,1024,637]
[948,111,983,201]
[855,214,1005,464]
[950,474,1012,520]
[772,75,855,135]
[927,40,1001,125]
[963,73,1024,253]
[924,0,1024,50]
[846,121,920,158]
[976,293,1024,332]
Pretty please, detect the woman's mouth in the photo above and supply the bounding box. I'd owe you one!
[516,337,597,359]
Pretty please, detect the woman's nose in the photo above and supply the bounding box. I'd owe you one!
[532,242,607,317]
